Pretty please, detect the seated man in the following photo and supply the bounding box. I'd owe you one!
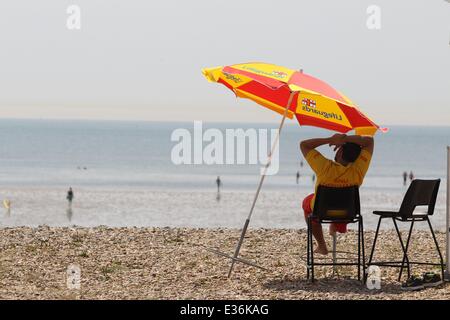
[300,133,374,255]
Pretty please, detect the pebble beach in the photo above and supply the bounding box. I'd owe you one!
[0,226,448,300]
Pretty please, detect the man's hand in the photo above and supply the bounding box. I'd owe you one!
[341,134,375,155]
[328,134,347,151]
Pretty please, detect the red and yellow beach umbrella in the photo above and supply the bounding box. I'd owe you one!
[203,62,381,135]
[202,62,382,278]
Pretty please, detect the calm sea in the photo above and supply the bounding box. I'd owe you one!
[0,119,448,229]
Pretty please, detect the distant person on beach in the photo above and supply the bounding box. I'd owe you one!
[312,174,315,183]
[296,171,300,184]
[409,171,414,182]
[216,176,222,193]
[67,187,74,208]
[403,171,408,186]
[300,160,304,168]
[300,133,374,255]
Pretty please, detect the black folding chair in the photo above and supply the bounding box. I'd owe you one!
[368,179,444,282]
[306,185,365,283]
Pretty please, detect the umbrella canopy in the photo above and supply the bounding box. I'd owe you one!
[203,62,381,135]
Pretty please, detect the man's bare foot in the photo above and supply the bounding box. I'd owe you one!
[314,246,328,255]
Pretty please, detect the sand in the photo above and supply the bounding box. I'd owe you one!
[0,226,448,300]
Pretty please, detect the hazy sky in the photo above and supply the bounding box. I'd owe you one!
[0,0,449,125]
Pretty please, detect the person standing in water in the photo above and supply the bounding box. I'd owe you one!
[409,171,414,182]
[296,171,300,184]
[67,187,74,208]
[403,171,408,186]
[216,176,222,193]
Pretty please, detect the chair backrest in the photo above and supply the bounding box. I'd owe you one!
[312,185,360,222]
[398,179,440,218]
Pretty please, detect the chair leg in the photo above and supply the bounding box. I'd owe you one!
[310,219,315,282]
[307,216,315,282]
[398,219,415,282]
[360,216,366,284]
[357,217,361,281]
[306,218,310,280]
[426,217,445,281]
[392,218,411,279]
[332,233,337,277]
[368,216,382,265]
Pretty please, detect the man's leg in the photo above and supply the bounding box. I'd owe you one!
[329,222,347,235]
[303,194,328,255]
[310,221,328,255]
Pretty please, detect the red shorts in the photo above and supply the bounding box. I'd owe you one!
[302,193,347,233]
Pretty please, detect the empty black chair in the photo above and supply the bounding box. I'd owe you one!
[307,185,365,282]
[368,179,444,282]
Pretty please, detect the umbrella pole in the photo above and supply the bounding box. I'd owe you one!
[227,91,296,278]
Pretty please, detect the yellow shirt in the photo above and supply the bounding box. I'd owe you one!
[306,149,372,209]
